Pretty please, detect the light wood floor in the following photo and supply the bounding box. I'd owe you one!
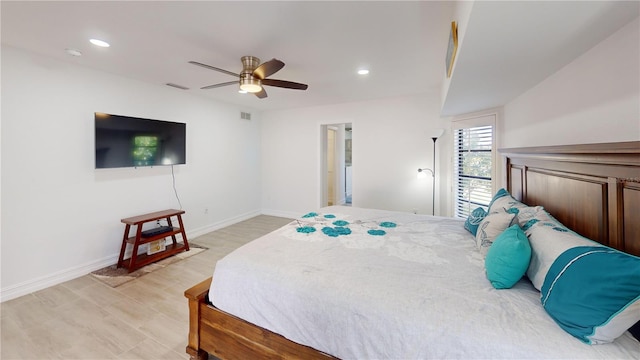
[1,215,293,360]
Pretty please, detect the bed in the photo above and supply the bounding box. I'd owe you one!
[185,141,640,359]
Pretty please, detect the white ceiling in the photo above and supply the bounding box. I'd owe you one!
[2,1,638,115]
[442,1,640,116]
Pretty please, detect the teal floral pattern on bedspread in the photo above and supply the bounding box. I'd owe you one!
[294,212,400,240]
[288,207,484,268]
[283,209,471,265]
[322,226,352,237]
[296,226,316,234]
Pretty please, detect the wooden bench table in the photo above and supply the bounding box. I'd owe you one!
[117,209,189,272]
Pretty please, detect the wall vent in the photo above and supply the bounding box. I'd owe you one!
[166,83,189,90]
[240,112,252,120]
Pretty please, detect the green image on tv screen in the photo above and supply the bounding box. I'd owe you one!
[132,135,158,166]
[134,135,158,147]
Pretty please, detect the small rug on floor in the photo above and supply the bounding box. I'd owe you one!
[90,244,207,288]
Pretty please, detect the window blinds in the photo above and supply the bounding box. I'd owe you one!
[453,125,493,219]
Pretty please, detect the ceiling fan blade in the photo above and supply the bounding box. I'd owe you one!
[255,88,268,99]
[189,61,239,78]
[200,81,237,90]
[262,78,308,90]
[253,59,284,79]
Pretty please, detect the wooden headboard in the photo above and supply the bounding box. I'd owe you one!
[500,141,640,256]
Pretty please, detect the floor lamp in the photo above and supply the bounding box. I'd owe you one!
[418,129,444,215]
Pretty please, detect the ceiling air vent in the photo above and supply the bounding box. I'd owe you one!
[240,112,252,120]
[166,83,189,90]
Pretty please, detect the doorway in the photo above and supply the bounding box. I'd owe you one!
[327,128,337,206]
[321,123,352,207]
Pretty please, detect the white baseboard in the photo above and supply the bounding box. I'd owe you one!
[0,209,262,303]
[187,209,261,240]
[260,208,300,219]
[0,254,118,302]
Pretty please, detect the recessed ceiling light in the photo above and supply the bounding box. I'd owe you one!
[89,38,110,47]
[65,48,82,57]
[357,69,370,75]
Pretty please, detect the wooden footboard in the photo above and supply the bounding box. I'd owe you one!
[184,277,211,360]
[185,277,336,360]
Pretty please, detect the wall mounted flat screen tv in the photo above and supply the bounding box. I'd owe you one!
[95,113,186,169]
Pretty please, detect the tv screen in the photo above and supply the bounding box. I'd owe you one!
[95,113,186,169]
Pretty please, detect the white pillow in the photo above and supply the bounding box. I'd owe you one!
[525,223,600,290]
[488,191,528,214]
[475,207,516,256]
[517,205,561,229]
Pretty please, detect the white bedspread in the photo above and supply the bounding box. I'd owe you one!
[210,206,639,359]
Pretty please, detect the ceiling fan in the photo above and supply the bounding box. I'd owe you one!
[189,56,308,99]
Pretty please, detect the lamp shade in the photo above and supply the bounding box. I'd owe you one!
[429,128,445,139]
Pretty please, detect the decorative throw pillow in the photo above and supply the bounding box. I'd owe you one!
[475,207,516,256]
[488,189,528,214]
[522,215,597,291]
[541,246,640,344]
[485,224,531,289]
[514,205,547,229]
[487,188,510,210]
[464,207,487,236]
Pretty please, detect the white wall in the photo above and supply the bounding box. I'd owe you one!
[500,18,640,148]
[260,93,449,218]
[1,46,263,301]
[5,14,636,302]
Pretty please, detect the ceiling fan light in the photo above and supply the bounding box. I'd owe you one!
[240,77,262,93]
[240,83,262,93]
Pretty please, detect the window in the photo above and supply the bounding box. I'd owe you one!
[453,124,494,218]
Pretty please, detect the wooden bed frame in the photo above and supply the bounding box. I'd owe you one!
[185,141,640,360]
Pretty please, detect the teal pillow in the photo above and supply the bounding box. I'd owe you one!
[464,207,486,236]
[541,246,640,344]
[484,224,531,289]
